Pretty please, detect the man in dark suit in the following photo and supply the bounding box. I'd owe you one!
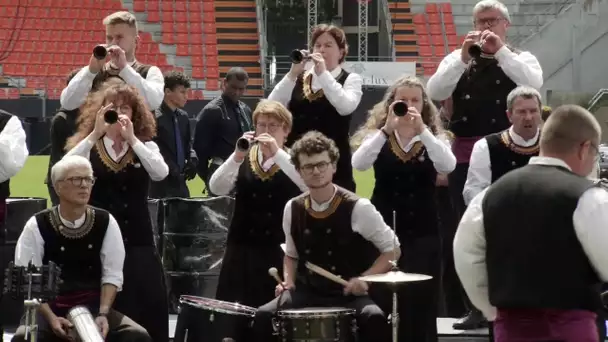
[46,69,80,205]
[150,71,197,199]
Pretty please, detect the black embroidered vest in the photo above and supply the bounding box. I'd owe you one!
[486,130,540,182]
[483,165,601,311]
[89,140,154,247]
[37,206,109,294]
[228,145,301,246]
[371,135,438,238]
[290,187,378,296]
[451,57,516,137]
[91,63,151,91]
[287,71,355,191]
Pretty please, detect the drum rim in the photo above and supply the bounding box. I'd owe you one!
[278,307,355,318]
[179,295,256,316]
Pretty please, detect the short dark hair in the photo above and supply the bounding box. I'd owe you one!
[290,131,340,170]
[164,70,191,91]
[225,67,248,82]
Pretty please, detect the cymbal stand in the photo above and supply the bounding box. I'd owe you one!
[389,210,399,342]
[23,264,42,342]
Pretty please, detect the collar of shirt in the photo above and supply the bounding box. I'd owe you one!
[309,185,338,212]
[509,126,539,147]
[103,136,129,161]
[528,156,571,171]
[306,66,343,92]
[256,147,276,171]
[161,102,179,116]
[393,128,425,152]
[57,205,86,229]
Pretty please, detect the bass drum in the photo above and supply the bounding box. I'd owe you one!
[1,197,48,327]
[161,196,235,314]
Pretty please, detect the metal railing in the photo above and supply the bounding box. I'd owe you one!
[509,0,576,45]
[588,88,608,112]
[379,0,396,60]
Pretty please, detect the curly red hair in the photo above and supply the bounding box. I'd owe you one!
[66,83,157,151]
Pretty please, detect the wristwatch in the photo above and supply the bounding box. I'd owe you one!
[97,312,108,318]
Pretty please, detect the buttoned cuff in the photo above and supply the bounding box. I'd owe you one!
[118,64,139,82]
[493,45,512,62]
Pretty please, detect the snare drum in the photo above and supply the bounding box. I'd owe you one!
[174,295,256,342]
[278,307,357,342]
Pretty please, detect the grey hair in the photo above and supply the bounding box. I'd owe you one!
[506,86,542,112]
[51,155,93,186]
[473,0,511,23]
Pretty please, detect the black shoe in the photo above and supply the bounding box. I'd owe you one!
[452,309,488,330]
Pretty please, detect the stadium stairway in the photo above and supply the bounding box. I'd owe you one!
[386,0,424,76]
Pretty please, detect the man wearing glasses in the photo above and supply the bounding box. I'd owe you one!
[454,105,608,342]
[426,0,543,330]
[252,131,400,342]
[12,155,151,342]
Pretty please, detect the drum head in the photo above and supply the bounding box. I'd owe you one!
[279,307,355,318]
[179,295,256,317]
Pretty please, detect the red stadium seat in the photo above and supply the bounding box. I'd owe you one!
[425,3,439,13]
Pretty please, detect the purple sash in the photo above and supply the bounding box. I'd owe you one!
[452,136,484,164]
[494,308,599,342]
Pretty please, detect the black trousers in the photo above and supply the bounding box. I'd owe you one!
[11,309,150,342]
[114,246,169,342]
[253,288,390,342]
[446,162,474,315]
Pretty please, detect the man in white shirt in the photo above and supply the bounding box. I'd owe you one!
[426,0,543,329]
[252,131,400,342]
[454,105,608,342]
[463,86,542,204]
[11,156,150,342]
[0,109,28,222]
[59,11,164,111]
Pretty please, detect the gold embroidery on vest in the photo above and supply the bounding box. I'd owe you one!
[248,144,281,181]
[302,73,325,102]
[388,134,425,163]
[304,193,343,219]
[499,130,539,155]
[95,140,134,173]
[50,207,96,240]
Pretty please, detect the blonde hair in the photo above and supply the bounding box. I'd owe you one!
[541,104,601,154]
[252,99,293,131]
[103,11,138,31]
[351,76,443,149]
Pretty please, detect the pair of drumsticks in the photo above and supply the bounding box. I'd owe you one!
[273,244,348,286]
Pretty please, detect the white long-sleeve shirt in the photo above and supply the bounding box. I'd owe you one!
[268,66,363,116]
[463,126,539,205]
[454,156,608,321]
[0,115,28,183]
[64,134,169,181]
[283,185,400,259]
[351,128,456,174]
[15,207,125,289]
[209,147,307,195]
[60,64,165,111]
[426,46,543,101]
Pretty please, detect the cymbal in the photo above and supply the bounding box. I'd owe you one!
[359,271,432,283]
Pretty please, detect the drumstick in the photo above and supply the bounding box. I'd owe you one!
[305,262,349,286]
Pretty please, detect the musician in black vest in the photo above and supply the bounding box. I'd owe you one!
[193,67,253,195]
[351,76,456,341]
[63,84,169,342]
[0,109,28,222]
[268,24,363,192]
[454,105,608,342]
[426,0,543,329]
[463,86,541,205]
[150,71,197,198]
[12,155,150,342]
[209,100,305,339]
[253,131,399,342]
[59,11,164,112]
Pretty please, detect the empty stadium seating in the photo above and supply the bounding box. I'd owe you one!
[0,0,264,100]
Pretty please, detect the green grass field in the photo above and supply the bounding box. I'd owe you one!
[11,156,376,205]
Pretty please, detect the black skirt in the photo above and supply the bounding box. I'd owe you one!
[114,245,169,342]
[216,243,284,308]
